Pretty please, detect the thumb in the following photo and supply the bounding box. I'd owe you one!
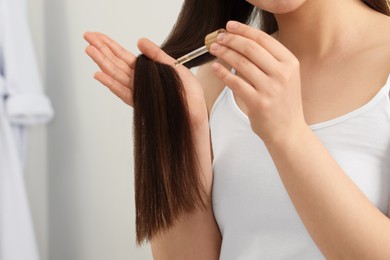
[137,38,176,66]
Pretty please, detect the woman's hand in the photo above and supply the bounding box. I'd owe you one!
[84,32,135,106]
[209,21,308,144]
[83,32,209,128]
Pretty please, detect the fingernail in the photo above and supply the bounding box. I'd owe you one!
[217,33,226,42]
[210,43,220,52]
[227,21,239,30]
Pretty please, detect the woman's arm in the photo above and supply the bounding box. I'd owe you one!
[84,33,221,259]
[209,21,390,259]
[266,126,390,260]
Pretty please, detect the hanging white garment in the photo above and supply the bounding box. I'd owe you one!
[0,0,53,259]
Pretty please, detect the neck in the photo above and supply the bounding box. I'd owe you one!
[274,0,378,61]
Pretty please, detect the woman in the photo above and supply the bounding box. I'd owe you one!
[84,0,390,259]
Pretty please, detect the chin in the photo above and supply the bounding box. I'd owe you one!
[245,0,307,14]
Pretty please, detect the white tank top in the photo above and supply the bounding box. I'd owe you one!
[210,74,390,260]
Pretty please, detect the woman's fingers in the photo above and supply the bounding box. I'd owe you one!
[211,62,257,107]
[226,21,293,61]
[94,71,133,106]
[209,42,268,89]
[85,44,133,88]
[215,32,279,76]
[94,32,137,69]
[84,32,135,105]
[84,32,134,76]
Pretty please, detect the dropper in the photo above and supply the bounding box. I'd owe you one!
[174,29,226,66]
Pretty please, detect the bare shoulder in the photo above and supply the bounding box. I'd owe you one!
[196,60,231,115]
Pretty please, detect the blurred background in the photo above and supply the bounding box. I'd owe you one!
[24,0,183,259]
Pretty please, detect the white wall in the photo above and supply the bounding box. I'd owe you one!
[26,0,48,260]
[26,0,184,259]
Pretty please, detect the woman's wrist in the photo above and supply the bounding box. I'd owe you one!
[263,121,312,153]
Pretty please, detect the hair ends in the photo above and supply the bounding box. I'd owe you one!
[133,55,207,244]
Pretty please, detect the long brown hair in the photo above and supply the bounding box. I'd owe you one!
[133,56,205,243]
[133,0,390,244]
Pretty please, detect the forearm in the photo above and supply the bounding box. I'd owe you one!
[151,122,221,260]
[265,126,390,259]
